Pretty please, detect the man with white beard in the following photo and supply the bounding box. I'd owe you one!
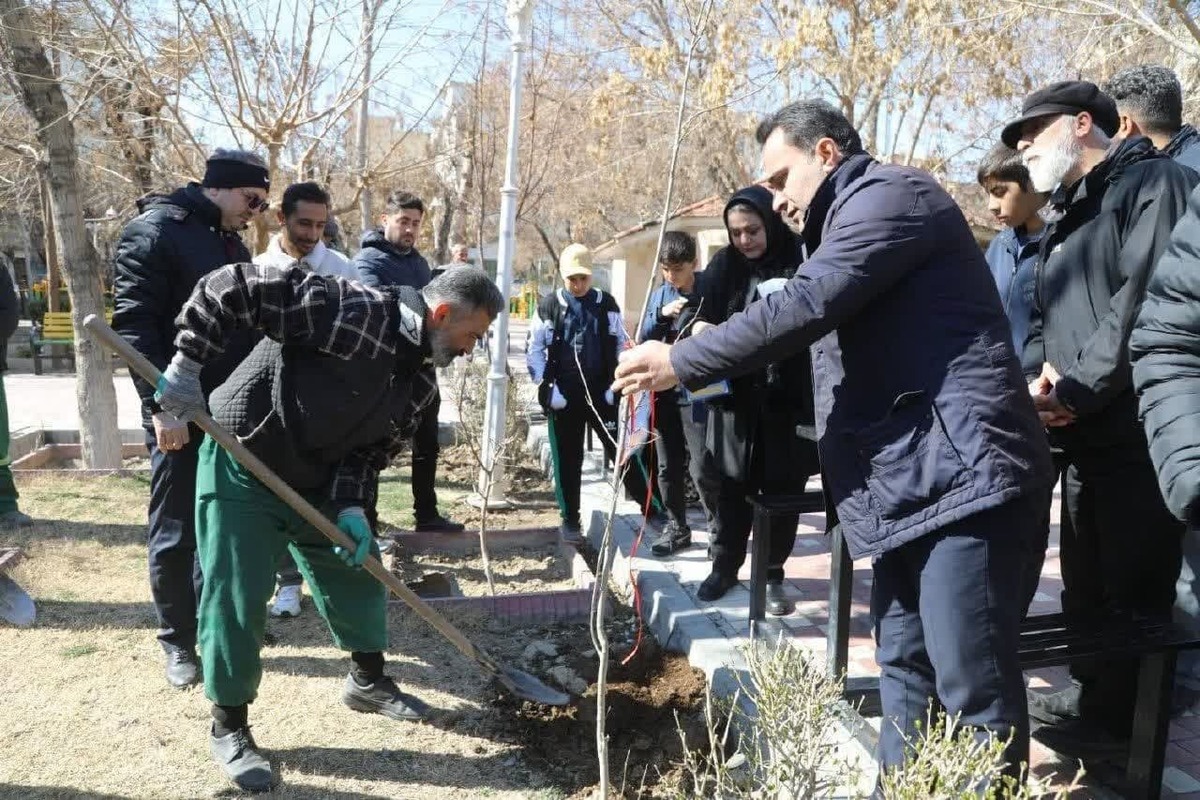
[1002,80,1200,762]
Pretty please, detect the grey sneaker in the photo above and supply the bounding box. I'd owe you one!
[342,673,430,721]
[165,647,201,689]
[650,521,692,556]
[209,724,273,792]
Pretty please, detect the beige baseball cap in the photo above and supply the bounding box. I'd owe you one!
[559,243,593,279]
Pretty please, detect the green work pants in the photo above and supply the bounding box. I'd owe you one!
[0,373,18,514]
[195,436,387,707]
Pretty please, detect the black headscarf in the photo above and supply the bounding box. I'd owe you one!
[700,185,805,325]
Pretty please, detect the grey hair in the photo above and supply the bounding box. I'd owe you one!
[1105,65,1183,136]
[755,99,864,154]
[422,267,504,317]
[450,242,468,253]
[208,147,268,169]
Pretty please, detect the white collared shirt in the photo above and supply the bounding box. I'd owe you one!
[254,234,358,280]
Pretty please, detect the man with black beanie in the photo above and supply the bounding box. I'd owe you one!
[1004,80,1200,758]
[113,148,268,689]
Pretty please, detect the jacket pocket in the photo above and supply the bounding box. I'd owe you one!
[856,391,969,521]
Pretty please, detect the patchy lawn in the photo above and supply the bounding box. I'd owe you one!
[0,466,702,799]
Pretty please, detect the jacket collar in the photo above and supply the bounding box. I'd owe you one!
[262,234,328,270]
[556,287,600,307]
[395,286,430,358]
[802,152,876,252]
[1052,135,1160,212]
[361,228,420,260]
[1166,124,1200,159]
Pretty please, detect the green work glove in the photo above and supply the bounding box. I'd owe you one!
[333,506,372,568]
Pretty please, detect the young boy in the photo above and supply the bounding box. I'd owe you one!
[527,244,652,543]
[639,231,721,555]
[977,143,1048,356]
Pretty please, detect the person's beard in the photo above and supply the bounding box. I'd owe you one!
[428,324,459,367]
[1027,126,1082,193]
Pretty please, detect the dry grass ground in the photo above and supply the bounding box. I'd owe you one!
[0,471,577,799]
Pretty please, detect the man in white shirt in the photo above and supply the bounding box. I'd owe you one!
[253,181,354,617]
[255,182,356,279]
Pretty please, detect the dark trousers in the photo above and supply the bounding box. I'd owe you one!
[873,494,1039,781]
[547,399,652,525]
[146,427,204,652]
[1060,449,1184,736]
[710,409,812,582]
[653,395,719,529]
[411,389,441,521]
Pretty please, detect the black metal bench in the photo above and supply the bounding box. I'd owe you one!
[816,514,1200,800]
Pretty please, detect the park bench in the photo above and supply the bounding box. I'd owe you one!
[745,492,1200,799]
[29,310,112,375]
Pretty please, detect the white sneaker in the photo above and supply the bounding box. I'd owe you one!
[269,584,303,618]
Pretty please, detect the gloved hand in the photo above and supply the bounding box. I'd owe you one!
[549,383,567,410]
[604,389,615,406]
[155,351,205,420]
[333,506,373,567]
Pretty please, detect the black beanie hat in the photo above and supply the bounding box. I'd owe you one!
[202,152,270,191]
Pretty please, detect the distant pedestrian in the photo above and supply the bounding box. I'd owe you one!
[433,242,471,279]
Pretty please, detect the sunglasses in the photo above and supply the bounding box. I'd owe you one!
[241,191,269,213]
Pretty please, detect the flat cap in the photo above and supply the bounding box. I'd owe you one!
[1001,80,1119,148]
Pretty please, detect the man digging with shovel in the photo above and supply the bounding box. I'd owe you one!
[153,264,503,792]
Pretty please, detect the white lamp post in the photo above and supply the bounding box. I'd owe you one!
[476,0,535,506]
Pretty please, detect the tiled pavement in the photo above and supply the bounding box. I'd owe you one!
[605,476,1200,798]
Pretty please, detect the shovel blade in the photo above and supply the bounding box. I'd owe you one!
[0,573,35,627]
[496,663,571,706]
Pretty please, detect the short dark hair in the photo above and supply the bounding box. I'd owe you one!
[280,181,331,218]
[976,143,1034,192]
[1105,65,1183,137]
[658,230,696,265]
[423,267,505,318]
[755,99,864,155]
[385,190,424,215]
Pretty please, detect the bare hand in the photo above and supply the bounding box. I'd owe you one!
[690,320,713,336]
[1032,390,1075,427]
[152,411,190,451]
[611,341,680,395]
[661,298,688,319]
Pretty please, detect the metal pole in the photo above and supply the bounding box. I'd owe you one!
[477,0,534,505]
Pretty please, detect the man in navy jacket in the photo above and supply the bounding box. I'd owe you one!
[613,100,1053,781]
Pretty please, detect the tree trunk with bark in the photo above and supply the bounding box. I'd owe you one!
[0,0,122,468]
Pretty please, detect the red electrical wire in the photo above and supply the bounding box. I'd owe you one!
[618,387,656,666]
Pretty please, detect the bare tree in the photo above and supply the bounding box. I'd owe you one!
[0,0,121,468]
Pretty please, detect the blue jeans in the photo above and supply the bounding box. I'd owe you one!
[873,494,1040,782]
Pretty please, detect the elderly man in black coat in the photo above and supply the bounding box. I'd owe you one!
[614,99,1053,783]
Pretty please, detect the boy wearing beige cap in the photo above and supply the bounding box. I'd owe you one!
[527,244,652,542]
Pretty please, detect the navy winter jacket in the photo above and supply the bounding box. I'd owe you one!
[669,153,1053,559]
[983,226,1041,356]
[1166,124,1200,174]
[352,229,432,290]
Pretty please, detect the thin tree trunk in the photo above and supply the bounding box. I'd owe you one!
[38,171,59,312]
[1,0,121,468]
[356,0,377,234]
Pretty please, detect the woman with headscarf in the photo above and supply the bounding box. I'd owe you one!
[689,185,820,614]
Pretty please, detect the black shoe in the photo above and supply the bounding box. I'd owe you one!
[414,513,465,534]
[696,570,739,602]
[342,673,430,721]
[165,647,201,689]
[1027,684,1082,726]
[765,580,794,616]
[650,521,692,556]
[559,519,584,545]
[209,724,273,792]
[1032,718,1129,762]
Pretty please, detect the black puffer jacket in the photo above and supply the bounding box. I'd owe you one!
[0,266,17,372]
[1024,135,1199,452]
[112,184,257,426]
[1131,183,1200,523]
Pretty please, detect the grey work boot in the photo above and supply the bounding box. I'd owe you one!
[342,673,430,721]
[209,724,273,793]
[0,510,34,529]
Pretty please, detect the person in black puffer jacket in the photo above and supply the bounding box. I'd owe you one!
[0,264,32,528]
[112,148,266,690]
[690,185,820,614]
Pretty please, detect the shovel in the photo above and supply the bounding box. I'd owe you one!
[85,315,568,707]
[0,573,35,627]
